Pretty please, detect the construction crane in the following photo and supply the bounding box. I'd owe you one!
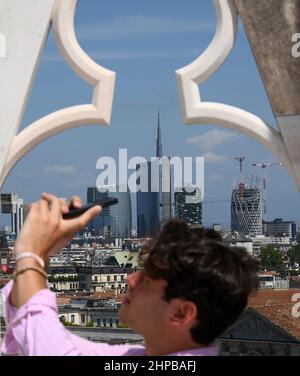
[252,161,282,217]
[235,157,245,175]
[235,157,245,197]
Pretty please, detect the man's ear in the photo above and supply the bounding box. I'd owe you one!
[169,299,197,325]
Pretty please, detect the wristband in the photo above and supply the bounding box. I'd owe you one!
[16,252,45,269]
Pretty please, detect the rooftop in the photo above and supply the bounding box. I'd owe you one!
[56,291,123,306]
[254,304,300,340]
[248,288,300,307]
[223,232,252,243]
[248,289,300,341]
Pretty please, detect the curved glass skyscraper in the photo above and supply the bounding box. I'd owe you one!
[231,176,263,236]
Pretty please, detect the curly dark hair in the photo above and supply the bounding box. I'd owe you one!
[139,220,259,345]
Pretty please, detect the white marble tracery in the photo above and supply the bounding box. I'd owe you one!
[0,0,116,188]
[176,0,299,189]
[0,32,6,58]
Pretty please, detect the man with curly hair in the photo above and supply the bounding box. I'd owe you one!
[1,193,259,356]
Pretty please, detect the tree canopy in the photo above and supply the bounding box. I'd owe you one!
[260,245,284,271]
[287,245,300,267]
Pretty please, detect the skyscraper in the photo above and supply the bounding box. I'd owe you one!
[156,112,162,159]
[231,176,263,236]
[136,162,159,238]
[136,112,171,237]
[87,186,132,238]
[0,193,24,235]
[174,187,202,227]
[156,111,171,222]
[263,218,297,240]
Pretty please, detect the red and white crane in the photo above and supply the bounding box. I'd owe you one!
[252,162,282,217]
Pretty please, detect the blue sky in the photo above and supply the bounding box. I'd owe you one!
[1,0,300,228]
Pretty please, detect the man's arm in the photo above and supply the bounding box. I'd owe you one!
[10,193,101,308]
[2,193,145,356]
[10,258,47,308]
[2,193,99,354]
[2,280,145,356]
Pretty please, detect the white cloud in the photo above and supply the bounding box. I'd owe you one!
[202,152,229,164]
[76,16,214,40]
[186,129,239,152]
[44,15,212,63]
[43,49,199,63]
[18,165,80,178]
[43,165,79,175]
[64,171,95,188]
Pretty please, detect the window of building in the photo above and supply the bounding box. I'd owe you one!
[71,315,75,323]
[81,314,85,323]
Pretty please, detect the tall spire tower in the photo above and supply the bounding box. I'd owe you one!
[156,110,162,158]
[137,111,171,237]
[155,111,171,222]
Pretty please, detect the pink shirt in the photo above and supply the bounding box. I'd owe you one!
[1,281,218,356]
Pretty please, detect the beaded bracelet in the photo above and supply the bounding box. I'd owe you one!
[12,266,48,281]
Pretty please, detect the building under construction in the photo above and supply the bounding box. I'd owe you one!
[231,175,263,237]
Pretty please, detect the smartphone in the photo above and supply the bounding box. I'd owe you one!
[62,197,118,219]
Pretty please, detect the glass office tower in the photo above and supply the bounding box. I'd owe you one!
[87,185,132,238]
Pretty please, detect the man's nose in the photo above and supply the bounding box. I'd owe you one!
[127,271,144,289]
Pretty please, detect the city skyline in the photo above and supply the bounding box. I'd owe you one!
[0,0,300,228]
[0,118,299,230]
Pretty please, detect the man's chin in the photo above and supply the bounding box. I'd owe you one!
[117,305,129,323]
